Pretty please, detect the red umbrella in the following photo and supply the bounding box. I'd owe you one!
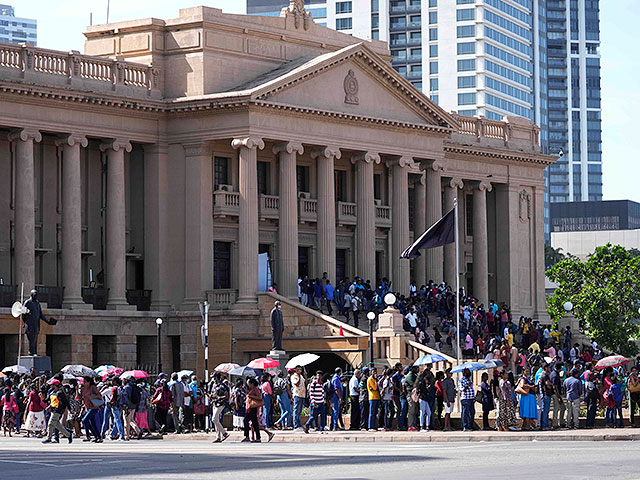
[247,358,280,369]
[120,370,150,380]
[595,355,629,370]
[102,367,124,380]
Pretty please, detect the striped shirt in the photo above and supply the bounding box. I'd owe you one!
[309,380,325,405]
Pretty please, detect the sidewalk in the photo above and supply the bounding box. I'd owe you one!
[171,427,640,443]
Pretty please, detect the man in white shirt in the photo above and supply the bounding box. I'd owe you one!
[290,366,307,431]
[405,308,418,329]
[348,369,361,430]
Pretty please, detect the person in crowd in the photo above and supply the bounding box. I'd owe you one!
[367,368,380,431]
[348,369,361,430]
[564,368,583,429]
[152,380,172,435]
[517,367,537,431]
[458,368,475,432]
[42,379,72,444]
[479,372,494,431]
[496,369,516,431]
[81,376,103,443]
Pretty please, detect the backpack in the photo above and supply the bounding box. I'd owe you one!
[323,380,335,401]
[116,386,128,409]
[130,384,141,406]
[272,378,285,396]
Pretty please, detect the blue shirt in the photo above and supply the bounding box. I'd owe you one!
[324,284,334,301]
[564,377,582,401]
[332,374,343,401]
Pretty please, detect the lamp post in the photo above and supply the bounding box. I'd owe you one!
[563,301,573,313]
[155,317,163,376]
[366,311,376,365]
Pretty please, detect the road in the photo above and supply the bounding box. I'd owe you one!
[0,437,638,479]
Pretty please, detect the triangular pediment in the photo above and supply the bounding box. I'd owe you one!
[233,43,457,130]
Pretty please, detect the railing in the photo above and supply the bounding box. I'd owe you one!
[82,286,107,310]
[207,289,238,309]
[0,284,15,308]
[405,339,456,371]
[450,112,541,148]
[375,205,392,227]
[0,42,161,99]
[213,190,240,217]
[126,289,151,311]
[259,194,279,220]
[298,197,317,223]
[337,201,357,226]
[35,285,64,309]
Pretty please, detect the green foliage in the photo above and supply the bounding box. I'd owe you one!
[546,243,640,356]
[545,244,567,269]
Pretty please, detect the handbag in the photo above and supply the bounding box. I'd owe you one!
[91,397,105,408]
[193,399,206,416]
[514,381,528,396]
[628,380,640,394]
[475,390,483,403]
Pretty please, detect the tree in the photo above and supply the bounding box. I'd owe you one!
[545,244,566,269]
[546,243,640,356]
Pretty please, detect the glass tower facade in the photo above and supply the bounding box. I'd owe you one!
[0,4,37,45]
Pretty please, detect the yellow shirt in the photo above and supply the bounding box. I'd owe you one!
[506,333,514,347]
[367,375,380,401]
[529,342,540,354]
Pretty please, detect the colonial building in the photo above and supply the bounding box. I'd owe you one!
[0,1,553,372]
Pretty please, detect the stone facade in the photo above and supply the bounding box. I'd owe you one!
[0,3,554,372]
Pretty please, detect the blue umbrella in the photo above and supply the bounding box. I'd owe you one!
[483,359,505,369]
[413,354,448,366]
[228,366,262,377]
[451,361,491,373]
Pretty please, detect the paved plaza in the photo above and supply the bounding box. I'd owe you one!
[0,437,639,480]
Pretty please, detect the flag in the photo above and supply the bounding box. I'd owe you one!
[400,207,455,259]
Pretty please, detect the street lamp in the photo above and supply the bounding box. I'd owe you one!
[383,292,397,307]
[155,317,163,376]
[367,311,376,365]
[563,301,573,312]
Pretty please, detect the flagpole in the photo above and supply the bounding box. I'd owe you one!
[454,198,461,364]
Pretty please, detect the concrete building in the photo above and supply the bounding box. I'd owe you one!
[551,229,640,262]
[0,1,553,373]
[550,200,640,233]
[0,4,37,45]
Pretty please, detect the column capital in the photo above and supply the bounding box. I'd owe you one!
[415,172,426,186]
[100,139,132,153]
[350,151,380,165]
[420,157,446,172]
[55,134,88,148]
[182,142,211,157]
[8,128,42,143]
[475,179,493,192]
[447,177,464,190]
[385,155,412,168]
[311,146,341,160]
[231,136,265,150]
[272,141,303,155]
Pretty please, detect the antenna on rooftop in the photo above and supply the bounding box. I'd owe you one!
[106,0,110,24]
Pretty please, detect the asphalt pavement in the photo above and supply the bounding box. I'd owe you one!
[0,437,639,479]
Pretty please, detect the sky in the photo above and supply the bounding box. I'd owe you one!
[8,0,640,203]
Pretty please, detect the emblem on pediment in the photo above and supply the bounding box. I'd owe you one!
[519,189,531,223]
[344,69,359,105]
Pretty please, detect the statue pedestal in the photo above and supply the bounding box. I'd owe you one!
[19,355,52,375]
[267,350,289,373]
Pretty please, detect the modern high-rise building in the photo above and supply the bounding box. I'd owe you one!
[247,0,602,242]
[0,4,37,45]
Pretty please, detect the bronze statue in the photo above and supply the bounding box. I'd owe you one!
[23,289,52,356]
[270,300,284,351]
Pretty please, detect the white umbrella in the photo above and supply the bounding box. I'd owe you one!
[2,365,28,374]
[285,353,320,369]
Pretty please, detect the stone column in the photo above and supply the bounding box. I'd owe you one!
[100,139,133,310]
[57,134,87,309]
[312,146,340,283]
[273,141,303,300]
[424,159,445,283]
[351,151,379,283]
[444,177,463,287]
[144,142,171,309]
[413,174,427,287]
[473,180,492,307]
[232,136,264,305]
[9,128,41,292]
[390,157,411,295]
[183,142,213,306]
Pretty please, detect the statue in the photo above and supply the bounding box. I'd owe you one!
[270,300,284,351]
[22,289,53,356]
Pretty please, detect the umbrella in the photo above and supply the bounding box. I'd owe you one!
[228,366,261,377]
[285,353,320,369]
[214,363,240,373]
[101,367,123,380]
[61,364,96,377]
[248,358,280,369]
[2,365,28,374]
[413,354,448,366]
[94,365,117,375]
[482,359,505,369]
[63,373,83,382]
[175,369,194,379]
[120,370,150,380]
[451,361,492,373]
[0,372,5,378]
[595,355,629,370]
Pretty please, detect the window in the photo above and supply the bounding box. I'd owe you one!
[213,242,231,289]
[485,59,532,88]
[429,28,438,40]
[307,7,327,17]
[372,0,379,12]
[257,161,270,195]
[485,43,533,72]
[457,42,475,54]
[409,15,421,26]
[430,78,439,91]
[456,8,475,21]
[485,93,533,119]
[391,16,407,27]
[457,76,476,88]
[336,1,353,14]
[296,165,309,193]
[457,25,475,38]
[410,48,422,59]
[458,109,477,116]
[374,174,382,200]
[412,81,423,90]
[392,49,407,59]
[429,11,437,24]
[458,92,477,105]
[371,13,379,28]
[335,170,347,202]
[372,30,379,39]
[430,94,439,104]
[485,76,532,103]
[410,64,422,73]
[484,10,531,41]
[214,156,229,190]
[429,0,437,6]
[430,61,438,74]
[394,65,407,75]
[457,59,476,71]
[465,194,474,237]
[336,17,352,30]
[457,0,474,3]
[429,45,438,57]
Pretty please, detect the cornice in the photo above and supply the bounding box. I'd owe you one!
[444,144,556,167]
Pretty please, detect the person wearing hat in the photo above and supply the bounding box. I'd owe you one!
[270,301,284,351]
[42,379,72,444]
